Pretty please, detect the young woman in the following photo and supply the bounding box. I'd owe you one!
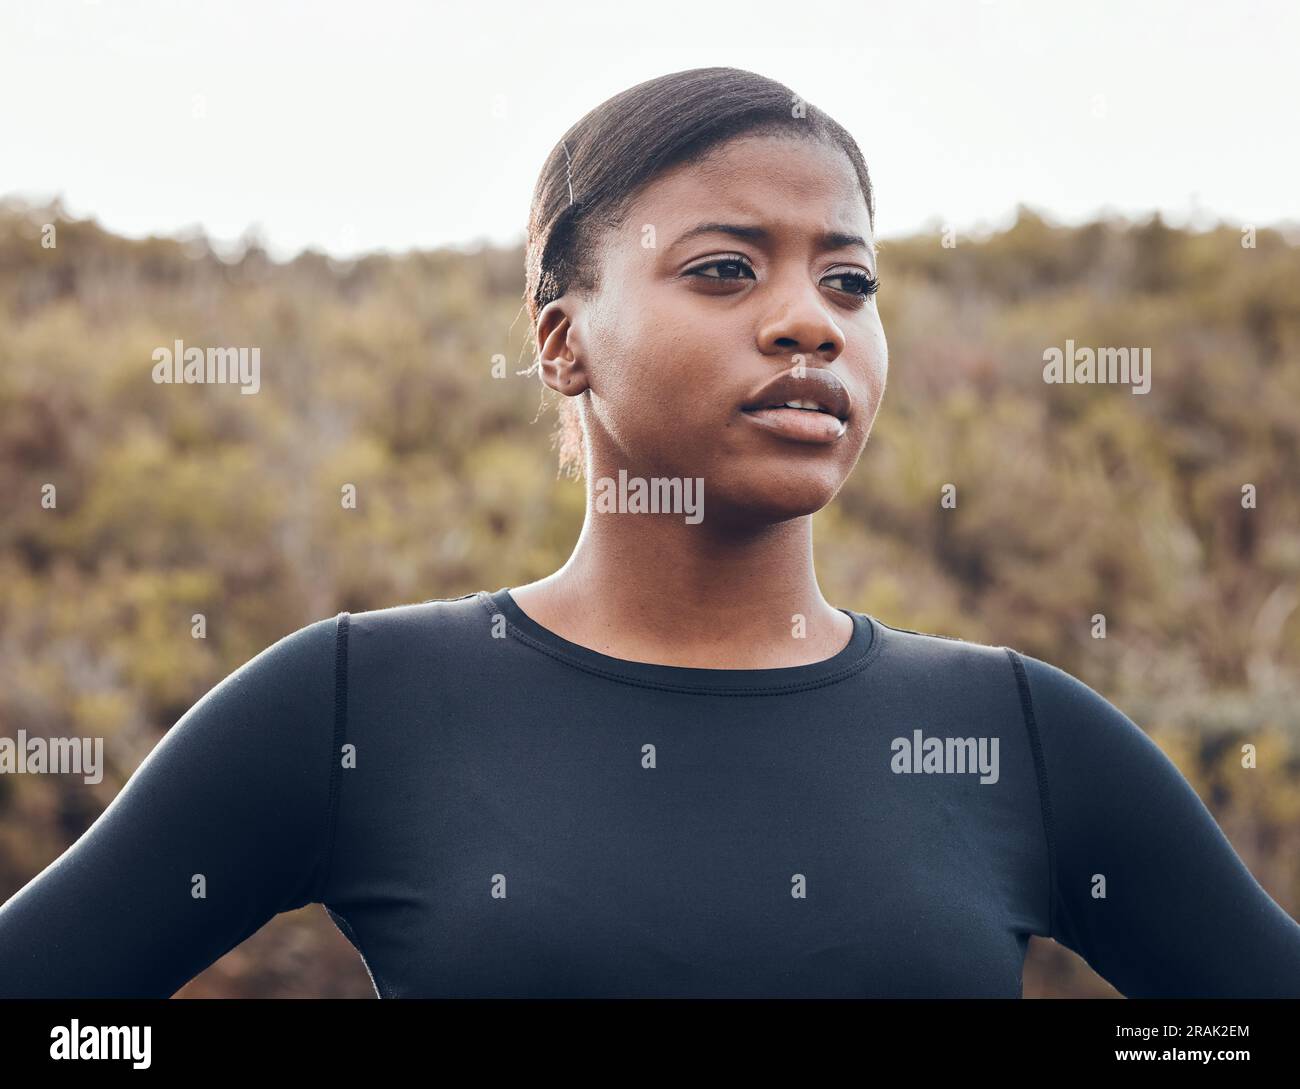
[2,67,1299,999]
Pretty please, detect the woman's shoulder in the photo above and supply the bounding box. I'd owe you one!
[341,591,492,637]
[861,612,1018,681]
[207,594,496,710]
[327,591,500,672]
[859,616,1136,742]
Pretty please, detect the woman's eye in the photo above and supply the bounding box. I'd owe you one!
[824,271,880,298]
[686,258,756,282]
[685,260,879,299]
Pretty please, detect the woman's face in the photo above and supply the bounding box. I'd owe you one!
[544,131,888,526]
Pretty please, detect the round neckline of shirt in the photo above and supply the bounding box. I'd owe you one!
[478,587,881,694]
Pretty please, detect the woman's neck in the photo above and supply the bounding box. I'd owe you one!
[508,504,853,669]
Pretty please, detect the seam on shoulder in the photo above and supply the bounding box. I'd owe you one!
[1005,647,1058,939]
[318,611,350,903]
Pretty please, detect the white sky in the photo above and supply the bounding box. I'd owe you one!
[2,0,1296,261]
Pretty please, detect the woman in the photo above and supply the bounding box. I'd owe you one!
[2,66,1298,999]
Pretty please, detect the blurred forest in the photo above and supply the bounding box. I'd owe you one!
[1,196,1298,998]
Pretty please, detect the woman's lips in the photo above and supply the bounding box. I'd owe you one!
[740,406,848,444]
[738,366,852,445]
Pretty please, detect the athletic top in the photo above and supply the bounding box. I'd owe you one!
[2,589,1299,998]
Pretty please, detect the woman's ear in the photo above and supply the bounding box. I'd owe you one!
[535,297,591,398]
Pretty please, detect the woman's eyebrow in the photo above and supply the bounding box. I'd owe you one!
[667,222,870,254]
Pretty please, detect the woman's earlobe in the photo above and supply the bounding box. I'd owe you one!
[550,365,589,397]
[536,346,589,398]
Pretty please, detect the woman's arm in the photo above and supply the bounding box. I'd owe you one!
[1009,650,1300,997]
[0,614,342,998]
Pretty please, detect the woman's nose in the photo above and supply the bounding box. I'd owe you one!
[756,287,846,363]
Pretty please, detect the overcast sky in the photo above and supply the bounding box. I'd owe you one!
[3,0,1296,261]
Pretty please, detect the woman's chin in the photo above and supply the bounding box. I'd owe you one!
[709,476,843,526]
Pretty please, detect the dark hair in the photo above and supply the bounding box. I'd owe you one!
[524,66,877,478]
